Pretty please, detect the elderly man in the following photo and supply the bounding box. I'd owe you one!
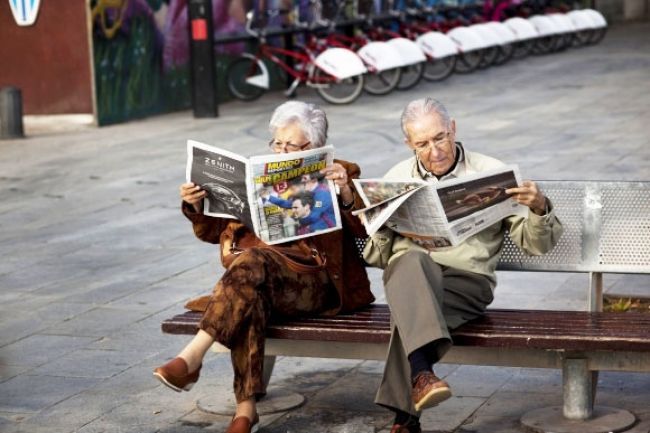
[364,98,563,433]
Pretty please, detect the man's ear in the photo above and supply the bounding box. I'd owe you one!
[450,119,456,134]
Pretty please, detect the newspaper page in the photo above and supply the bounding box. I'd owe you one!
[249,146,341,244]
[353,165,528,247]
[186,140,254,230]
[434,165,527,244]
[352,179,427,208]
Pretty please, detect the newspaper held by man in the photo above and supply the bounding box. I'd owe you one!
[186,140,341,245]
[353,165,528,247]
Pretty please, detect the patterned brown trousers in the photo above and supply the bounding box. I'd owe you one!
[199,247,335,402]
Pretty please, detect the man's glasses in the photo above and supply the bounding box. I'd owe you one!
[268,140,311,152]
[412,131,452,154]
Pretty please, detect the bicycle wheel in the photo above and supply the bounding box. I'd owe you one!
[422,56,456,82]
[312,68,364,105]
[573,30,591,47]
[363,67,401,96]
[588,27,607,44]
[493,43,515,65]
[533,36,556,54]
[478,47,499,69]
[512,39,534,59]
[226,57,265,101]
[454,50,483,74]
[396,63,424,91]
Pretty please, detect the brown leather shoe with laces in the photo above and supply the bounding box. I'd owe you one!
[226,413,259,433]
[390,421,422,433]
[412,371,452,411]
[153,357,201,392]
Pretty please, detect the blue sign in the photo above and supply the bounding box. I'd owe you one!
[9,0,41,26]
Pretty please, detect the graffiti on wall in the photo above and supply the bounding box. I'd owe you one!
[90,0,389,125]
[91,0,263,125]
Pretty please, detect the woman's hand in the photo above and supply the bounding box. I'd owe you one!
[180,182,206,213]
[321,163,354,206]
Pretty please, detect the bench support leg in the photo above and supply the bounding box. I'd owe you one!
[520,358,636,433]
[262,355,276,388]
[563,358,593,419]
[588,271,603,312]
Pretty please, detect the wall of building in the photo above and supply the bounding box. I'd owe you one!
[0,2,94,115]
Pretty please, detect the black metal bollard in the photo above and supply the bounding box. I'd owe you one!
[188,0,218,118]
[0,87,25,139]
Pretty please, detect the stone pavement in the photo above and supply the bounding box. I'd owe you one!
[1,21,649,433]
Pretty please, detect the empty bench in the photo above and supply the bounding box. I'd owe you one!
[162,180,650,433]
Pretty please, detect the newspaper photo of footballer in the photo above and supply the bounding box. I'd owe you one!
[259,172,336,240]
[437,169,519,223]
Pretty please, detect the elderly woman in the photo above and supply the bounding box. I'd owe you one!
[153,101,374,433]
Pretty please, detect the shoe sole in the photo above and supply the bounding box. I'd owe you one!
[153,371,194,392]
[414,386,452,411]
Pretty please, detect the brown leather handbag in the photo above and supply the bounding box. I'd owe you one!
[221,222,327,274]
[184,222,327,313]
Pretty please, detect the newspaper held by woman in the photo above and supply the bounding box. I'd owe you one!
[186,140,341,245]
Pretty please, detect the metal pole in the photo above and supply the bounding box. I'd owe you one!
[563,358,594,420]
[188,0,218,118]
[0,87,25,139]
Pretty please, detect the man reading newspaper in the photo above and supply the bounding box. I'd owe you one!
[363,98,564,433]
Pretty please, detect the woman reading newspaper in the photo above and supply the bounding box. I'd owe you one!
[153,101,374,433]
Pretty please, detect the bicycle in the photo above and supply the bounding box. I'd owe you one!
[301,18,404,95]
[226,11,366,105]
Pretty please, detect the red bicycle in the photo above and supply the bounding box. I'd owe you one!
[226,11,365,104]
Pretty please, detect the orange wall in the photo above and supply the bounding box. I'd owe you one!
[0,1,93,114]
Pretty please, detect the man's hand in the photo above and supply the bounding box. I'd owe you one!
[506,180,547,216]
[180,182,206,213]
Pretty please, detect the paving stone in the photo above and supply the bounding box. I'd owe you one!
[444,365,515,398]
[307,368,384,413]
[472,391,559,419]
[41,307,153,338]
[457,415,525,433]
[420,396,487,432]
[27,348,153,379]
[0,334,97,367]
[499,368,562,394]
[0,374,100,413]
[264,408,387,433]
[0,364,33,383]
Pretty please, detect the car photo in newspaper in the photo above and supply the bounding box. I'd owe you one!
[186,140,253,230]
[250,146,341,244]
[435,165,527,244]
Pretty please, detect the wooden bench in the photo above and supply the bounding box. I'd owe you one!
[162,180,650,433]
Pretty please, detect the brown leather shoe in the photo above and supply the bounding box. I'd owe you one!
[412,371,452,411]
[153,357,201,392]
[226,413,259,433]
[390,421,422,433]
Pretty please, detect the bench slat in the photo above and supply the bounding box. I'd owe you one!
[161,305,650,352]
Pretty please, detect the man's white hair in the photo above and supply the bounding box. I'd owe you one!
[400,97,451,138]
[269,101,328,147]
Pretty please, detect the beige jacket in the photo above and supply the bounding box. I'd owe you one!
[363,144,564,287]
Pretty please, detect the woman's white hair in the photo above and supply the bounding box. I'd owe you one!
[269,101,329,147]
[400,97,451,138]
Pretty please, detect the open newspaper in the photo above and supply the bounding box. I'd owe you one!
[352,165,527,248]
[186,140,341,245]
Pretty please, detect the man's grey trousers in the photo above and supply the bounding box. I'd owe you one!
[374,250,494,415]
